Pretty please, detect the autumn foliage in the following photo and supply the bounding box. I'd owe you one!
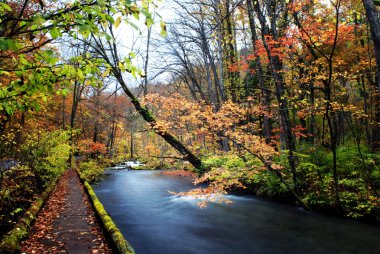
[1,0,380,239]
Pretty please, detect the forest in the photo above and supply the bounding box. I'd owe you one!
[1,0,380,240]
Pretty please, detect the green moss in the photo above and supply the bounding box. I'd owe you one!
[0,176,60,254]
[83,180,135,254]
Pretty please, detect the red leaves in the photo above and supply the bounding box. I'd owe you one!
[77,139,107,155]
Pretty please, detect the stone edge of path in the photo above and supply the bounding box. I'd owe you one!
[0,175,61,254]
[77,170,135,254]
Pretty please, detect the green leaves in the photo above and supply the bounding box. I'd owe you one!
[0,38,10,51]
[145,17,154,28]
[33,15,45,25]
[160,21,167,37]
[0,38,20,51]
[0,0,157,120]
[50,27,61,39]
[19,21,27,27]
[0,2,12,12]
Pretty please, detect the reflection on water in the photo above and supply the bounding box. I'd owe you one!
[92,170,380,254]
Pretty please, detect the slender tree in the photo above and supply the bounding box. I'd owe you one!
[362,0,380,152]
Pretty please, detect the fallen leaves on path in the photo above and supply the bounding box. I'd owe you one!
[21,170,113,253]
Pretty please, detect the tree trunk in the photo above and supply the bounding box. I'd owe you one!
[62,95,66,129]
[199,7,218,107]
[224,0,239,102]
[87,27,205,171]
[254,0,299,193]
[362,0,380,152]
[114,69,204,170]
[247,0,272,144]
[215,0,227,102]
[143,26,152,96]
[130,124,134,159]
[68,79,84,166]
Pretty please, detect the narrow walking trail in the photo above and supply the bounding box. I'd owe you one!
[21,170,113,254]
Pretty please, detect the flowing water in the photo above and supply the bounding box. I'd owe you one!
[92,170,380,254]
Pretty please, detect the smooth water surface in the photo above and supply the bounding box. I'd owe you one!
[92,170,380,254]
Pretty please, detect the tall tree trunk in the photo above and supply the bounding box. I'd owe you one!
[143,26,152,96]
[254,0,299,193]
[215,0,227,102]
[93,88,101,145]
[130,124,134,159]
[198,9,222,107]
[62,95,66,129]
[224,0,239,102]
[68,79,84,166]
[15,112,25,145]
[309,82,316,144]
[322,0,343,209]
[247,0,272,144]
[362,0,380,152]
[108,91,118,157]
[199,6,218,107]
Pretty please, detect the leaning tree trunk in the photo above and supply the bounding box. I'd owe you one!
[87,25,205,171]
[112,69,203,169]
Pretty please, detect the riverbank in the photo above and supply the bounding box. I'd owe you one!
[98,153,380,223]
[161,169,196,178]
[92,169,380,254]
[99,159,380,223]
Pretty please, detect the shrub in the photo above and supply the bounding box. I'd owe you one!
[79,160,104,182]
[203,154,246,170]
[0,165,39,235]
[249,171,288,197]
[19,130,71,188]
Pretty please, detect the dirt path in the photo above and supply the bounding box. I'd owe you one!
[21,170,113,254]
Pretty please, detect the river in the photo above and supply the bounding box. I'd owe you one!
[92,169,380,254]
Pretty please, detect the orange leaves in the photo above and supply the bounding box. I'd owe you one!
[254,34,298,64]
[144,143,160,156]
[246,54,255,61]
[263,35,285,58]
[77,139,107,155]
[142,93,278,163]
[227,55,250,73]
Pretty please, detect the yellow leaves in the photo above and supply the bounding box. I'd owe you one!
[271,164,284,171]
[142,94,279,165]
[114,16,122,29]
[117,61,125,71]
[101,69,110,78]
[152,120,170,135]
